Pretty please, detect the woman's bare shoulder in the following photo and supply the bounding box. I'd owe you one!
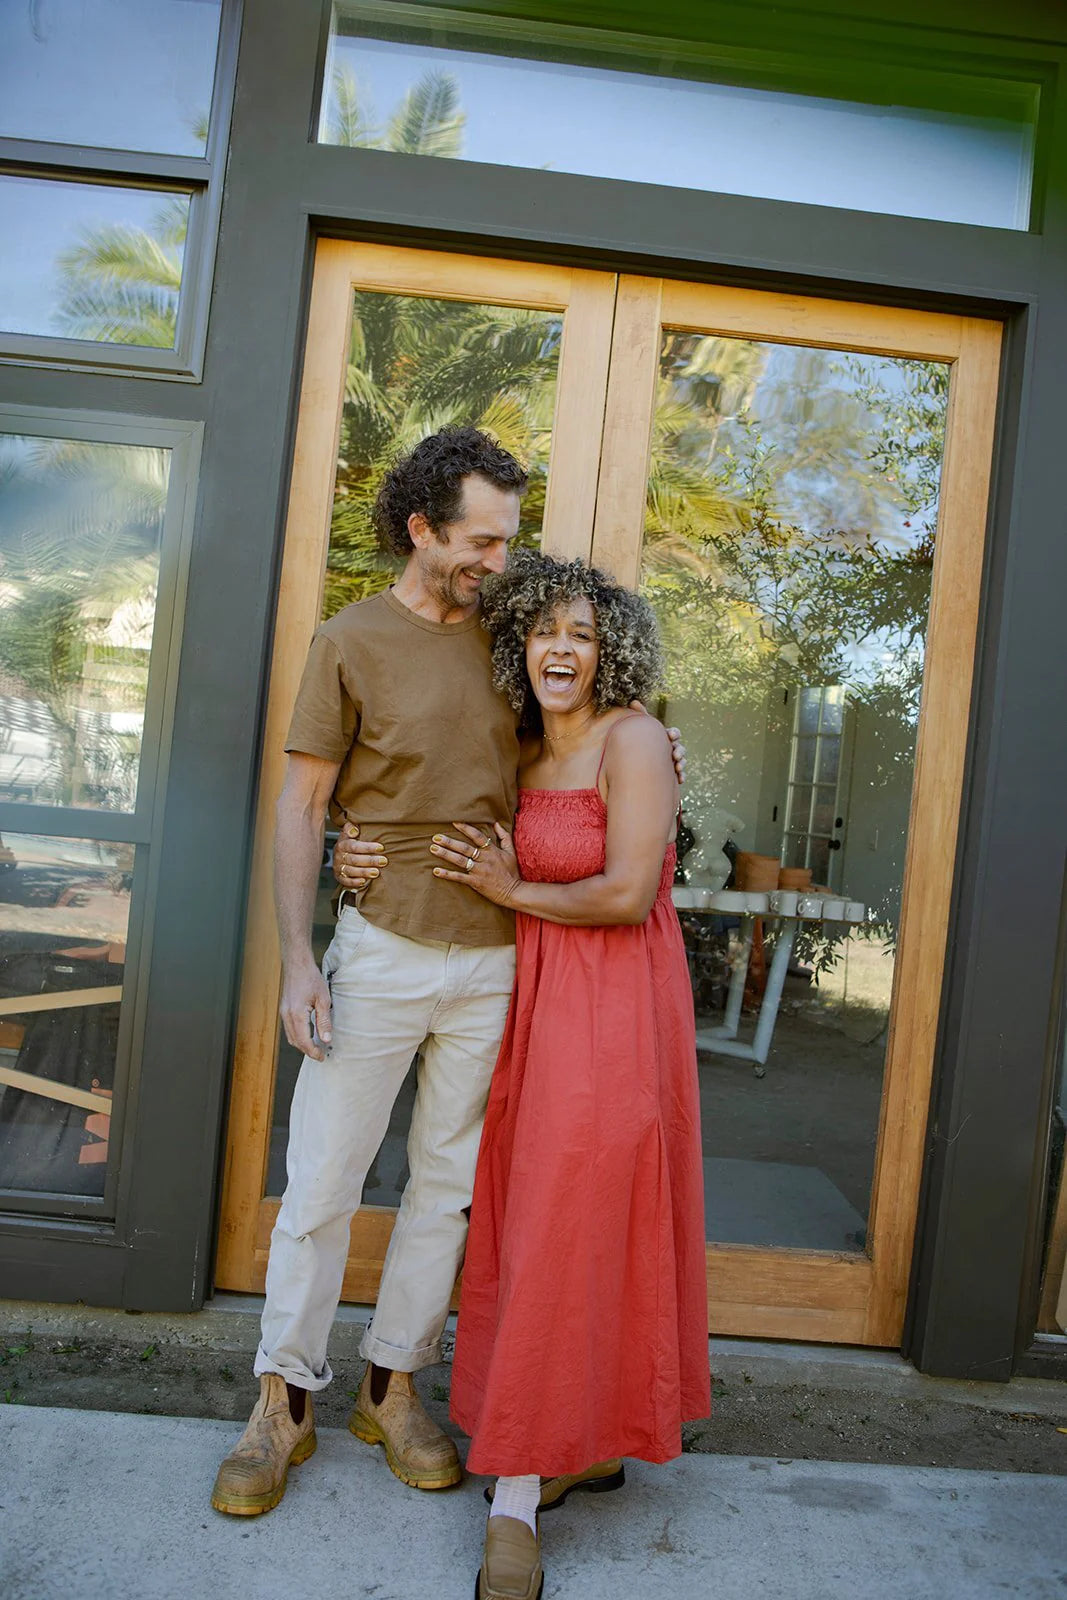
[604,709,672,765]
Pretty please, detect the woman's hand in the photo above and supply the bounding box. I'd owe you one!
[332,820,387,892]
[430,822,523,907]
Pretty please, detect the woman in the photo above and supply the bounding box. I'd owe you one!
[428,550,709,1600]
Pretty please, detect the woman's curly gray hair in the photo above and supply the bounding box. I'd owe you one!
[481,548,664,729]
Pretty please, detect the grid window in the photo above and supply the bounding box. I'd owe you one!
[0,0,232,377]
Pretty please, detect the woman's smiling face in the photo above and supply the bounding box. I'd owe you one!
[525,595,600,715]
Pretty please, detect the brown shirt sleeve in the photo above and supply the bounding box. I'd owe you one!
[284,630,360,761]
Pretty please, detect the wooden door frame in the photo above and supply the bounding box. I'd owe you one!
[216,242,1002,1346]
[214,239,618,1299]
[591,277,1002,1344]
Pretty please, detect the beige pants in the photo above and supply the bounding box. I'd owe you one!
[255,901,515,1390]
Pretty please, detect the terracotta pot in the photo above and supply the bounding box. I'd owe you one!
[778,867,813,890]
[735,852,781,892]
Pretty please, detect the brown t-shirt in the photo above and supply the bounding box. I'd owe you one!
[285,588,518,946]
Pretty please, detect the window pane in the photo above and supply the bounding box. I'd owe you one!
[786,785,814,832]
[0,833,132,1199]
[811,789,837,836]
[266,283,563,1193]
[0,176,189,348]
[816,735,842,784]
[793,737,816,785]
[324,288,561,611]
[0,433,169,810]
[782,834,808,870]
[821,687,846,734]
[653,334,949,1252]
[807,837,831,887]
[0,0,221,155]
[321,16,1034,229]
[797,689,822,733]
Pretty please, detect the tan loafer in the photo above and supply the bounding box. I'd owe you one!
[478,1515,544,1600]
[484,1458,625,1513]
[349,1365,462,1490]
[211,1373,316,1516]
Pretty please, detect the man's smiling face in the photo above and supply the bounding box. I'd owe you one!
[410,473,521,613]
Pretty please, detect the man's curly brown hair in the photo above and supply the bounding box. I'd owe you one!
[372,426,528,557]
[481,548,664,730]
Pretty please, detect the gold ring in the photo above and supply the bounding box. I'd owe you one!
[471,847,481,862]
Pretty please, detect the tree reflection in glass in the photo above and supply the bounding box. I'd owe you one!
[267,281,562,1198]
[0,176,190,349]
[0,435,167,810]
[324,289,561,618]
[645,335,950,1251]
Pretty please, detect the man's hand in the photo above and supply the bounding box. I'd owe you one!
[280,961,332,1062]
[666,726,686,786]
[274,751,341,1060]
[626,700,686,786]
[332,820,388,892]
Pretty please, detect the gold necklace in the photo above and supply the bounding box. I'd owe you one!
[543,709,597,743]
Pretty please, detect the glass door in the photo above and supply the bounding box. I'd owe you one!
[592,278,1001,1344]
[215,240,616,1300]
[217,245,1001,1348]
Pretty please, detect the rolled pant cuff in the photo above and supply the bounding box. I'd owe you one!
[253,1346,334,1392]
[358,1331,442,1373]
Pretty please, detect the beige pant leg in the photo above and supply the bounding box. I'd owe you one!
[255,907,445,1390]
[359,939,515,1372]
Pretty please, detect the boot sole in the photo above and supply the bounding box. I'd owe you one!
[349,1411,463,1490]
[210,1429,317,1516]
[476,1571,544,1600]
[483,1465,625,1513]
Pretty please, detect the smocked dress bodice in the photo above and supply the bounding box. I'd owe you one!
[514,786,676,902]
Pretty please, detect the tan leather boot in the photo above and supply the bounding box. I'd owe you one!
[211,1374,316,1516]
[478,1515,544,1600]
[485,1458,625,1513]
[348,1365,462,1489]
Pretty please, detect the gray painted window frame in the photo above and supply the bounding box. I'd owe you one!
[0,0,242,382]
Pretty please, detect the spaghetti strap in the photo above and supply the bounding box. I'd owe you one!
[595,712,648,787]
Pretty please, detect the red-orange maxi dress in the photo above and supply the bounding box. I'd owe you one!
[450,777,711,1476]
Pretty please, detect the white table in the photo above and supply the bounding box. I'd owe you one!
[671,887,865,1075]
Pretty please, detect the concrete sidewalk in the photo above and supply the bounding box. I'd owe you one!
[2,1405,1066,1600]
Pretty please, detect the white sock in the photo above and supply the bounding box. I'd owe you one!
[490,1473,540,1532]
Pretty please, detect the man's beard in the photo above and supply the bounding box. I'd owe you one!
[424,545,483,610]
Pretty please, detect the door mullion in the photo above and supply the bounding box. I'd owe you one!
[590,276,663,586]
[541,272,617,564]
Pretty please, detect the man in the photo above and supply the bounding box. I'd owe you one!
[212,426,681,1517]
